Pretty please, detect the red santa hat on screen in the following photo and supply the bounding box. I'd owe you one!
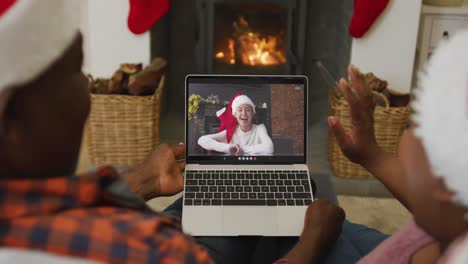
[216,93,256,143]
[412,30,468,211]
[0,0,81,92]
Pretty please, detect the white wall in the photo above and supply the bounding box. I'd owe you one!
[80,0,150,77]
[350,0,422,93]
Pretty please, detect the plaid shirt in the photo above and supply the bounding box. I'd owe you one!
[0,167,213,264]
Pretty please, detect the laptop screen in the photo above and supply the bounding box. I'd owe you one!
[186,75,307,164]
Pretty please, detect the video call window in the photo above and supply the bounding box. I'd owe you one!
[187,82,305,157]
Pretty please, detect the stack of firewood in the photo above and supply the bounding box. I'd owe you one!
[89,58,166,96]
[338,72,410,107]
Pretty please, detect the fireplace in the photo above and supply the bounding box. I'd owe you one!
[195,0,306,74]
[151,1,353,124]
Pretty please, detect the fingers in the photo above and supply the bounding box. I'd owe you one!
[339,78,358,106]
[235,144,242,155]
[163,163,185,195]
[348,65,367,98]
[229,144,237,155]
[304,198,331,228]
[177,160,186,171]
[303,198,345,228]
[304,198,320,227]
[328,116,351,150]
[175,171,185,191]
[340,77,366,127]
[169,143,186,160]
[348,65,375,110]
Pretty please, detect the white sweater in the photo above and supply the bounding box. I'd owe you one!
[198,124,274,155]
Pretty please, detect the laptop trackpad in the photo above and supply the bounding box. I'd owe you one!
[222,207,277,236]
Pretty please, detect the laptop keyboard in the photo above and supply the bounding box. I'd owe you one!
[184,170,313,206]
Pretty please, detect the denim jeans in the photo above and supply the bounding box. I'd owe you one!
[322,221,388,264]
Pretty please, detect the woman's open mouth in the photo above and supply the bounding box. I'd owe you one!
[240,117,248,121]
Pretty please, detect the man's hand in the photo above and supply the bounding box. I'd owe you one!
[283,199,345,263]
[122,144,186,200]
[328,64,382,167]
[301,199,345,248]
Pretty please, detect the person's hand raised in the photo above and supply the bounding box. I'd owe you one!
[328,65,381,167]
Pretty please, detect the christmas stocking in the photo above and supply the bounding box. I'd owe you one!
[128,0,170,34]
[349,0,390,38]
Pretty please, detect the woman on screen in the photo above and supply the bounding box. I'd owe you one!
[198,93,274,155]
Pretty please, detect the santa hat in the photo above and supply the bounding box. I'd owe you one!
[216,93,255,143]
[440,232,468,264]
[0,0,81,93]
[412,30,468,209]
[231,95,256,115]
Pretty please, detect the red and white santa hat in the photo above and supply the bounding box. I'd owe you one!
[413,30,468,210]
[0,0,81,92]
[231,95,256,115]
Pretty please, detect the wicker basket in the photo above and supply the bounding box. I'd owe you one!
[328,91,410,178]
[86,76,165,167]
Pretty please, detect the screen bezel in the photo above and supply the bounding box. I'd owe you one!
[185,74,308,165]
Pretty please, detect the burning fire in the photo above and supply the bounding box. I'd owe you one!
[215,17,286,66]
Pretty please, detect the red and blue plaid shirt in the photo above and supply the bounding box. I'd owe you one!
[0,167,213,264]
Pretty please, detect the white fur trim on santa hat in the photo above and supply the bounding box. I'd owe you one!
[0,0,81,92]
[440,232,468,264]
[412,30,468,208]
[231,95,256,115]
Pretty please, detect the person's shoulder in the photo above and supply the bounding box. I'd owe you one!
[256,124,267,131]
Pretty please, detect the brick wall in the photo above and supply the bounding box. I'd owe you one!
[271,84,305,154]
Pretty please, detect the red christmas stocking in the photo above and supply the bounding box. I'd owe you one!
[128,0,170,35]
[349,0,390,38]
[0,0,16,17]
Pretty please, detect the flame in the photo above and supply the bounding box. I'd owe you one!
[215,17,285,66]
[228,39,235,64]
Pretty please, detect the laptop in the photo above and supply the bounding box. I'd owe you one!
[182,75,315,236]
